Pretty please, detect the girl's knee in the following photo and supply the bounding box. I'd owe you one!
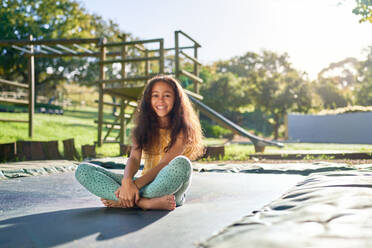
[172,155,191,166]
[75,163,93,183]
[166,156,192,176]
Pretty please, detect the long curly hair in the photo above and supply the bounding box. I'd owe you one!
[132,75,204,160]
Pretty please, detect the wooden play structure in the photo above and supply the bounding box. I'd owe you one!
[94,31,204,147]
[0,30,282,154]
[91,30,282,151]
[0,35,100,137]
[0,36,35,137]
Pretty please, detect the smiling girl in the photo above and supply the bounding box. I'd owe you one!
[75,75,204,210]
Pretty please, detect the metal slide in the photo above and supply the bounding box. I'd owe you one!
[188,95,284,149]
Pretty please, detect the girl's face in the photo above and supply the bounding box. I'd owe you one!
[151,81,175,119]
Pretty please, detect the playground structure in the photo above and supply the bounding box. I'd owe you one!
[0,31,283,152]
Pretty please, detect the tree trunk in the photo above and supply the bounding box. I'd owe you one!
[273,114,280,140]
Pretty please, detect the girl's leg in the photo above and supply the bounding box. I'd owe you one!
[75,162,123,201]
[75,162,176,210]
[140,156,192,206]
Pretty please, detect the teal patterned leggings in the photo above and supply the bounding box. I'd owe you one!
[75,156,192,206]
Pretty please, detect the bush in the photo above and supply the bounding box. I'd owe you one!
[201,120,232,138]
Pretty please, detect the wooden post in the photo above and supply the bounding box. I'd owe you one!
[121,34,127,86]
[120,35,127,145]
[97,37,107,147]
[159,39,164,74]
[16,141,45,160]
[284,113,288,140]
[63,138,80,160]
[119,99,126,145]
[82,144,96,159]
[145,49,149,76]
[44,141,62,159]
[175,31,179,78]
[202,146,225,160]
[28,35,35,137]
[193,45,200,116]
[0,143,16,161]
[193,45,199,94]
[120,144,131,157]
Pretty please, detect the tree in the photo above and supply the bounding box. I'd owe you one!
[316,57,358,106]
[0,0,129,99]
[313,77,351,109]
[246,66,312,139]
[317,57,359,90]
[355,46,372,105]
[201,72,248,114]
[353,0,372,23]
[214,50,312,139]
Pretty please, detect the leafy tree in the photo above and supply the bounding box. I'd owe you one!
[0,0,130,99]
[355,46,372,105]
[353,0,372,23]
[313,77,351,109]
[317,57,359,90]
[213,50,312,139]
[216,51,292,78]
[246,67,312,139]
[201,72,248,114]
[215,52,261,78]
[316,57,358,106]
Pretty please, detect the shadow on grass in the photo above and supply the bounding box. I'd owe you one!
[64,109,116,121]
[0,207,168,247]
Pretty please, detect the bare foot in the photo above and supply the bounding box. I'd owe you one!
[100,198,126,208]
[137,195,176,211]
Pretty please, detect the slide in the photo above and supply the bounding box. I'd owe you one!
[188,95,284,148]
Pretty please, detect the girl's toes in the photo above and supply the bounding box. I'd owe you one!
[101,199,110,207]
[167,195,175,202]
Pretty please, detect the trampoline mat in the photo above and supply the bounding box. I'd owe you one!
[0,171,303,248]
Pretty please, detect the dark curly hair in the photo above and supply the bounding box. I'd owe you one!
[132,75,203,159]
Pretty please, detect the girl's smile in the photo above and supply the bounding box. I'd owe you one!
[151,81,175,123]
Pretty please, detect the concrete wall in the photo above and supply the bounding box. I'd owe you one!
[288,112,372,144]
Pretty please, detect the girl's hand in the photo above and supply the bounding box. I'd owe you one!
[115,179,140,208]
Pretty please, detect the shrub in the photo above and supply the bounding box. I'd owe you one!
[201,120,232,138]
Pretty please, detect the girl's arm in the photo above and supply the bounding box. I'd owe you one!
[134,134,186,189]
[122,144,142,181]
[116,139,142,207]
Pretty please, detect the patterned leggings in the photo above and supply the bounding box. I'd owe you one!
[75,156,192,206]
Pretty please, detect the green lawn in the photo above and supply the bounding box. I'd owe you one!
[0,108,120,157]
[222,143,372,160]
[1,109,372,161]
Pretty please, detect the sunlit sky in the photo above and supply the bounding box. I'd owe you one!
[79,0,372,80]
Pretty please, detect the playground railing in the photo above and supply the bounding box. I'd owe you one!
[174,30,203,97]
[0,78,31,131]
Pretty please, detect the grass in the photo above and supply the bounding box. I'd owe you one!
[1,108,372,161]
[0,107,120,158]
[221,144,372,161]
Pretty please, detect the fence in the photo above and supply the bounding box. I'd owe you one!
[288,112,372,144]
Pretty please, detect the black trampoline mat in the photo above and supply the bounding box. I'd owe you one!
[0,171,303,248]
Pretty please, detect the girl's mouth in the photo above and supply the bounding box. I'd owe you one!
[156,105,166,110]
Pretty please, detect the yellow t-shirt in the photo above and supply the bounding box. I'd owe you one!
[142,128,192,175]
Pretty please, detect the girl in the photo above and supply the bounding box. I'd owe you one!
[75,75,204,210]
